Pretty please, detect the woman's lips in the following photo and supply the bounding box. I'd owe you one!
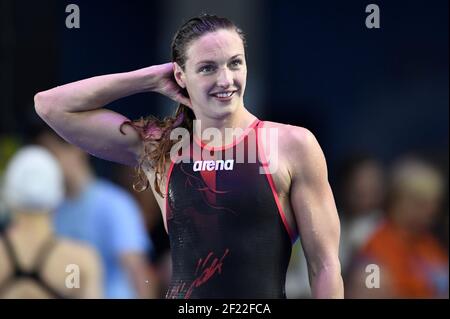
[210,90,237,101]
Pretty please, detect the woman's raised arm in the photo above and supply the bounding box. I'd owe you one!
[34,63,191,166]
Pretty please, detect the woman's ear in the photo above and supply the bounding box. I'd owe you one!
[173,62,186,89]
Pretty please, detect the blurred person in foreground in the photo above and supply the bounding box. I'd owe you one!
[0,146,102,298]
[346,157,449,298]
[36,129,159,299]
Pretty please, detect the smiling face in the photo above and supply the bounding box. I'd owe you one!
[174,29,247,120]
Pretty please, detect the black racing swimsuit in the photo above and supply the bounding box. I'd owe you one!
[165,119,297,299]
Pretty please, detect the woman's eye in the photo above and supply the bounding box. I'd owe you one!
[230,59,242,68]
[199,65,215,73]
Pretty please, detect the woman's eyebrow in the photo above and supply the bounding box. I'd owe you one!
[196,54,243,66]
[228,54,244,60]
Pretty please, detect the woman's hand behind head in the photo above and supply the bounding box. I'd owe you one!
[150,62,192,108]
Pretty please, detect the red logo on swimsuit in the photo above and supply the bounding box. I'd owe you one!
[166,248,230,299]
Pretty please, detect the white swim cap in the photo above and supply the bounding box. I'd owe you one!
[2,146,64,212]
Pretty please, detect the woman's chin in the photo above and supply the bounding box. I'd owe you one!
[193,101,238,118]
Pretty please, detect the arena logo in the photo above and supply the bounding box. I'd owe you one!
[193,159,234,172]
[169,120,279,174]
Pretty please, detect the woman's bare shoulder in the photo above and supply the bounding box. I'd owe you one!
[259,120,316,148]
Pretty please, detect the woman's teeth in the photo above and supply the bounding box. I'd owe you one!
[214,92,234,98]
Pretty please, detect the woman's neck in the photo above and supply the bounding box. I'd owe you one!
[194,107,257,147]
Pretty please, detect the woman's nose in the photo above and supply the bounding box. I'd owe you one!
[216,68,233,88]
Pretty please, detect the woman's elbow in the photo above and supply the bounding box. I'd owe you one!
[34,91,53,120]
[310,254,342,277]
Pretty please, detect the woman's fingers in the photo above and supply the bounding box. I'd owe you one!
[152,63,192,107]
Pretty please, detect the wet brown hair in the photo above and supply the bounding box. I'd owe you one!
[121,14,246,197]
